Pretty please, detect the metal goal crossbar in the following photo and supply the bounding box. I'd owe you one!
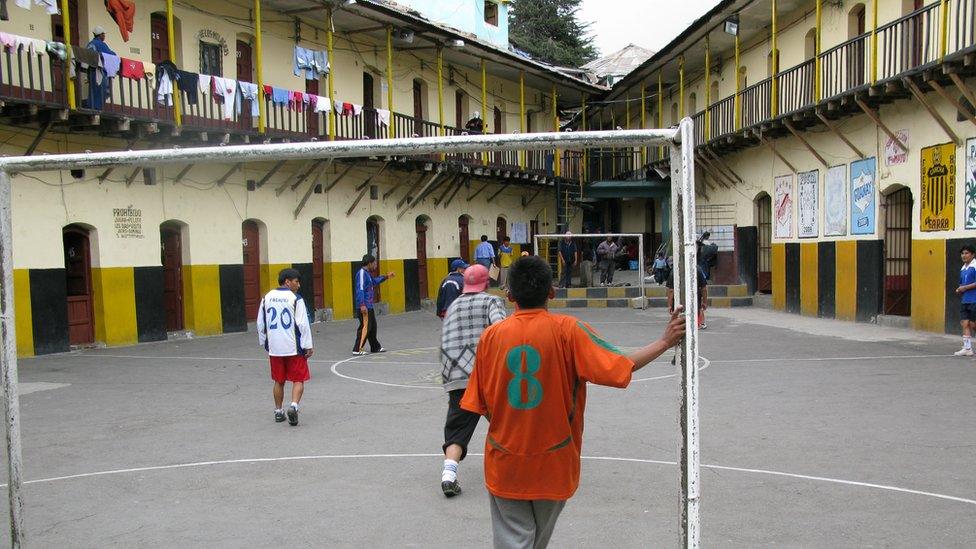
[0,122,701,547]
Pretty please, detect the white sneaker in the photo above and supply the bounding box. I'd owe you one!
[953,348,974,356]
[352,350,369,356]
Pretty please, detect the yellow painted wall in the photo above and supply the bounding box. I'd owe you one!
[327,262,353,320]
[835,241,858,321]
[264,263,291,293]
[911,239,946,332]
[380,259,406,314]
[772,243,785,310]
[800,243,819,317]
[183,264,223,336]
[91,267,138,346]
[428,257,449,300]
[14,269,33,357]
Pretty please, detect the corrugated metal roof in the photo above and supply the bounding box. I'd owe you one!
[582,44,655,79]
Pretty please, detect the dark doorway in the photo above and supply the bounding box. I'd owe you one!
[63,226,94,345]
[151,13,170,65]
[416,217,429,300]
[242,220,261,321]
[455,90,464,128]
[237,40,253,128]
[458,216,471,263]
[883,188,913,316]
[312,220,325,309]
[413,80,424,136]
[496,217,507,242]
[363,72,376,138]
[756,193,772,293]
[306,78,320,137]
[160,224,185,332]
[529,219,539,254]
[366,218,382,302]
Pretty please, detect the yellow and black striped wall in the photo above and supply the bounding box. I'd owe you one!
[912,237,976,334]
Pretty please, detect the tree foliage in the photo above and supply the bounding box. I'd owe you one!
[508,0,599,66]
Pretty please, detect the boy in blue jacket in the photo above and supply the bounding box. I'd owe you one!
[353,254,395,355]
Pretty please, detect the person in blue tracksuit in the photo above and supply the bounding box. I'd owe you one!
[353,254,395,355]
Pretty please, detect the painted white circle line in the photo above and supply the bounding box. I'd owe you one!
[4,453,973,506]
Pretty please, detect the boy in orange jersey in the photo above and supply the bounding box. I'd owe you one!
[461,255,685,548]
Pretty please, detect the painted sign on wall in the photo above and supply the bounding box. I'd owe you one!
[824,165,847,236]
[798,170,819,238]
[966,138,976,229]
[885,129,909,166]
[920,142,956,232]
[850,157,877,235]
[774,174,793,239]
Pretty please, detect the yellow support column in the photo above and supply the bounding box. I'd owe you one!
[679,55,685,117]
[734,32,741,128]
[254,0,264,133]
[705,35,711,140]
[658,72,664,158]
[437,47,444,136]
[519,71,526,169]
[167,0,183,127]
[326,6,336,140]
[386,25,395,138]
[552,85,560,177]
[815,0,822,102]
[771,0,778,117]
[59,0,76,109]
[940,0,950,60]
[625,94,631,129]
[871,0,878,84]
[481,59,488,165]
[640,82,646,165]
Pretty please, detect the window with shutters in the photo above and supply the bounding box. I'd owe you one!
[200,42,222,76]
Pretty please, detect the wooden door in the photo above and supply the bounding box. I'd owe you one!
[237,40,254,128]
[458,216,470,263]
[366,219,382,302]
[242,221,261,321]
[757,194,772,293]
[161,225,184,331]
[312,221,325,309]
[306,78,320,137]
[151,14,170,64]
[416,220,429,300]
[455,90,464,129]
[884,188,912,316]
[363,73,376,138]
[63,227,94,345]
[413,80,424,136]
[493,107,503,165]
[51,0,79,103]
[496,217,507,242]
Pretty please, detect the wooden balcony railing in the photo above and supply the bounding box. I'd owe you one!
[778,59,814,115]
[708,94,735,140]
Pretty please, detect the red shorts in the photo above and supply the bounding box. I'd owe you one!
[269,355,310,383]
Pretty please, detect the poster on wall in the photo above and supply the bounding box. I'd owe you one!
[850,157,877,235]
[885,129,909,166]
[966,138,976,229]
[920,142,956,232]
[774,174,794,239]
[797,170,820,238]
[824,165,847,236]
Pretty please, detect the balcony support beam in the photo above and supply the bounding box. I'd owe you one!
[855,97,908,152]
[487,180,513,203]
[353,161,386,193]
[467,180,491,202]
[400,171,444,213]
[948,73,976,114]
[437,46,445,138]
[400,173,451,219]
[658,72,665,157]
[759,134,797,173]
[216,162,243,187]
[172,164,194,184]
[255,160,287,188]
[705,148,743,184]
[276,160,318,196]
[903,78,960,145]
[434,173,461,206]
[927,80,976,127]
[443,176,468,209]
[815,111,866,158]
[396,171,429,209]
[679,55,685,118]
[783,120,829,168]
[522,187,543,208]
[294,160,332,219]
[695,153,730,189]
[25,121,53,156]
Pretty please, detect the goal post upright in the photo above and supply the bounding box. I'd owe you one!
[671,117,701,548]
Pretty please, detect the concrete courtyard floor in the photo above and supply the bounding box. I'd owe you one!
[1,306,974,547]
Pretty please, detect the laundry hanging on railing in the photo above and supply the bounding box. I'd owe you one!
[238,81,260,117]
[376,108,390,127]
[290,91,307,112]
[211,77,238,121]
[14,0,59,15]
[293,46,328,80]
[198,74,212,98]
[46,40,66,60]
[155,61,178,107]
[176,70,199,105]
[270,86,290,106]
[312,95,331,113]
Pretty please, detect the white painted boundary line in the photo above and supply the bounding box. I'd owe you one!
[3,453,972,506]
[711,354,950,364]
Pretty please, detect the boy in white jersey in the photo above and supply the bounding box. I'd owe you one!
[257,268,314,426]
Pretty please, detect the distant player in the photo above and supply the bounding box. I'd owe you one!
[436,259,468,318]
[954,244,976,356]
[439,264,507,497]
[498,237,514,290]
[353,254,395,355]
[257,268,313,426]
[461,256,685,548]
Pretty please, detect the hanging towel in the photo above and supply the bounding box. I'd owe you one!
[176,70,199,105]
[351,103,363,116]
[0,33,14,49]
[263,84,273,96]
[290,90,305,111]
[13,35,30,53]
[333,99,343,114]
[27,37,46,54]
[313,95,331,113]
[342,102,353,116]
[102,54,122,78]
[271,86,289,105]
[239,81,259,117]
[376,108,390,127]
[198,74,212,96]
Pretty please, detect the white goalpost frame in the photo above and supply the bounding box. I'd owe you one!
[533,232,646,307]
[0,123,700,548]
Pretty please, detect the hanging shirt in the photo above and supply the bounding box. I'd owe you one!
[198,74,212,97]
[212,77,238,120]
[352,103,363,116]
[256,288,313,357]
[239,81,260,116]
[175,70,199,105]
[376,108,391,127]
[271,86,289,105]
[27,37,46,54]
[154,60,178,107]
[313,95,331,113]
[118,57,143,80]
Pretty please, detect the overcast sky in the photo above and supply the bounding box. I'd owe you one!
[578,0,721,56]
